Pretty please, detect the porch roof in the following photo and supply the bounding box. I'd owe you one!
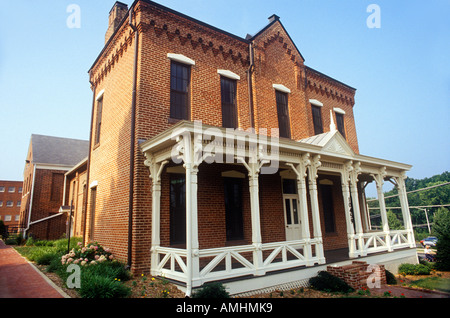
[140,121,412,173]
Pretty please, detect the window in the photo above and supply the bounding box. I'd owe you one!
[8,187,15,193]
[282,179,297,194]
[320,184,335,233]
[17,201,21,207]
[94,96,103,145]
[224,178,244,241]
[276,91,291,138]
[220,77,238,128]
[15,215,20,221]
[170,174,186,245]
[5,215,11,222]
[19,187,23,193]
[6,201,13,207]
[311,105,323,135]
[89,187,97,240]
[0,186,4,192]
[335,112,346,138]
[170,62,190,120]
[0,201,3,207]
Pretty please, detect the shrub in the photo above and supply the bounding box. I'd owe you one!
[78,273,131,298]
[398,263,431,275]
[433,208,450,271]
[385,269,397,285]
[309,271,354,293]
[61,241,114,266]
[192,282,230,298]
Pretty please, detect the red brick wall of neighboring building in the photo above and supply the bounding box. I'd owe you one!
[0,181,23,231]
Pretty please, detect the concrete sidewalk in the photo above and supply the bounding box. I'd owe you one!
[0,240,68,298]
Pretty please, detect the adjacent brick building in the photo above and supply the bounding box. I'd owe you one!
[19,134,89,240]
[81,1,416,295]
[0,180,23,233]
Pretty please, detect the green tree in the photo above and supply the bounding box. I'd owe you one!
[387,210,403,230]
[432,208,450,270]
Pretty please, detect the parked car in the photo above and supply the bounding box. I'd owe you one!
[420,236,438,247]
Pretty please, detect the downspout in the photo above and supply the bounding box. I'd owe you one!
[23,164,37,239]
[127,7,139,269]
[247,41,255,130]
[83,76,96,246]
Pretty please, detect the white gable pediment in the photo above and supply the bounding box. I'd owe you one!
[322,131,354,156]
[299,130,355,157]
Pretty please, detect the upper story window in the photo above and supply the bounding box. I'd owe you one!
[170,62,191,120]
[0,186,5,192]
[220,76,238,129]
[276,91,291,139]
[168,54,195,121]
[310,99,324,135]
[94,90,104,146]
[273,84,291,139]
[334,108,346,139]
[8,187,15,193]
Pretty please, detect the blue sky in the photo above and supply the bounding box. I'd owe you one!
[0,0,449,190]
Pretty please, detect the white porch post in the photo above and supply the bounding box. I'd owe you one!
[307,155,325,264]
[237,156,265,276]
[371,167,392,251]
[287,153,313,265]
[394,172,415,247]
[349,162,365,256]
[178,132,202,297]
[144,156,168,276]
[342,161,357,258]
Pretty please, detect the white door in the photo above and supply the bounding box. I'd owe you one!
[283,195,302,241]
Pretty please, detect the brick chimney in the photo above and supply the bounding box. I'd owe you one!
[105,2,129,44]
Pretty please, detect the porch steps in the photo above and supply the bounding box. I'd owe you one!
[326,261,387,290]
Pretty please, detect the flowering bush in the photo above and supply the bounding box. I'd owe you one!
[61,242,115,266]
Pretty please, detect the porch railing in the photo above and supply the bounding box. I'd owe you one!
[357,229,413,255]
[152,239,322,286]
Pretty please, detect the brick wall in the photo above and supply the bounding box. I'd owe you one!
[0,180,23,229]
[25,169,67,240]
[327,261,387,290]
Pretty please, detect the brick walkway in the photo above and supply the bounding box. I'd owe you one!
[0,240,67,298]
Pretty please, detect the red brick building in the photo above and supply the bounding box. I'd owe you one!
[19,134,88,240]
[0,180,23,233]
[83,1,417,295]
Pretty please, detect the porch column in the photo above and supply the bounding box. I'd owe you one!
[144,156,168,276]
[178,132,202,297]
[394,172,415,247]
[307,155,325,264]
[342,161,357,258]
[349,162,365,256]
[371,167,392,251]
[287,153,313,265]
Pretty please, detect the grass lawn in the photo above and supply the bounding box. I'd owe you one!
[409,276,450,293]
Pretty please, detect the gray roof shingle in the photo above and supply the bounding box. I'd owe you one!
[31,134,89,167]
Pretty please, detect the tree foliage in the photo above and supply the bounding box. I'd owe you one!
[368,171,450,230]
